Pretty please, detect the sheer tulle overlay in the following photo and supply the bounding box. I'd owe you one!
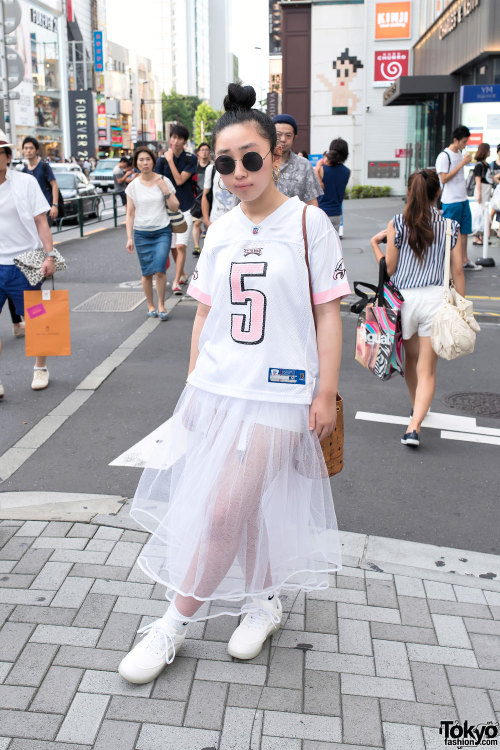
[131,385,342,620]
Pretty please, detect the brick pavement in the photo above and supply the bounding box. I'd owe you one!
[0,512,499,749]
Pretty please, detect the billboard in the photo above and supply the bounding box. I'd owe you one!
[375,2,411,40]
[68,90,96,159]
[269,0,281,55]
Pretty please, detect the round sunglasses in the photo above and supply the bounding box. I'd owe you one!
[214,149,271,175]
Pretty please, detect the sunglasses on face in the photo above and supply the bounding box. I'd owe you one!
[214,149,271,175]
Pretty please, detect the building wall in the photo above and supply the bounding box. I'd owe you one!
[209,0,232,109]
[310,0,420,193]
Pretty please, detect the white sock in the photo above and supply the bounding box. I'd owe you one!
[162,602,189,633]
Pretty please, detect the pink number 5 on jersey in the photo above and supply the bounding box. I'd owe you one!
[230,262,268,345]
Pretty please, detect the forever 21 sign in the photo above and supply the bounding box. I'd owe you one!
[68,91,96,159]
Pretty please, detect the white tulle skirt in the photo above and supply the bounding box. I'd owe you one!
[131,385,341,620]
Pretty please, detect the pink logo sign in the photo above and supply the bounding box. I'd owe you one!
[27,303,46,319]
[374,50,409,84]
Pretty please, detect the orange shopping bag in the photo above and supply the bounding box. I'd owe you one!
[24,288,71,356]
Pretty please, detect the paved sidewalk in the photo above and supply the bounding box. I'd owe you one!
[1,504,499,750]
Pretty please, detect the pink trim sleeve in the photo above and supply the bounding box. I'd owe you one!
[187,284,211,306]
[312,281,351,305]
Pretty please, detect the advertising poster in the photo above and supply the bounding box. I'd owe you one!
[12,0,35,128]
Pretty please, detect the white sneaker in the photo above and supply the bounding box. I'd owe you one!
[0,381,4,400]
[31,368,49,390]
[118,617,186,684]
[228,596,282,660]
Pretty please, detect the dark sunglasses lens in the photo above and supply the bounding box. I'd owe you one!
[242,152,264,171]
[215,155,235,175]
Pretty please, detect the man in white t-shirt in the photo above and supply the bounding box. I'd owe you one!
[435,125,480,271]
[0,134,57,396]
[201,164,239,230]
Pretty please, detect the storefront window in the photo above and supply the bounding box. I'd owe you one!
[407,93,454,175]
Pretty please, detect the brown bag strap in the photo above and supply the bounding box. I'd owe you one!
[302,204,315,325]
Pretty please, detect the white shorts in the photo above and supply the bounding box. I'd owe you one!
[400,285,444,339]
[171,210,193,248]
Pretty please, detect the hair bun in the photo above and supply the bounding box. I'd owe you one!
[223,83,256,112]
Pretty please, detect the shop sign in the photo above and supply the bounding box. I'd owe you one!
[439,0,480,41]
[374,50,409,86]
[460,84,500,103]
[395,148,411,157]
[93,30,103,72]
[30,8,57,32]
[68,90,96,158]
[467,132,483,147]
[375,2,411,40]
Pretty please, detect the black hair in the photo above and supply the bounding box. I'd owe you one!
[298,150,309,159]
[212,83,277,151]
[326,137,348,165]
[497,143,500,153]
[196,142,211,152]
[1,146,12,163]
[333,48,364,75]
[133,146,157,169]
[451,125,470,142]
[171,124,189,141]
[22,136,40,151]
[119,156,129,164]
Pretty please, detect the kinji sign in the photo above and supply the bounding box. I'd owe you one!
[374,50,409,86]
[375,2,411,39]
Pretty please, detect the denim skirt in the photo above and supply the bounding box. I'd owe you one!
[134,225,172,276]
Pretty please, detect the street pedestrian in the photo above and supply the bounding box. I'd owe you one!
[490,143,500,237]
[435,125,480,271]
[118,83,348,685]
[472,143,499,246]
[271,114,323,205]
[21,136,61,227]
[201,161,239,229]
[113,156,134,206]
[0,132,58,395]
[125,147,180,321]
[154,125,198,294]
[370,170,465,448]
[298,149,309,159]
[317,138,350,233]
[191,143,212,256]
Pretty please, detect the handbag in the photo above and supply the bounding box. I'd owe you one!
[351,258,405,380]
[168,208,188,234]
[13,247,66,287]
[430,219,480,360]
[302,205,344,476]
[24,279,71,356]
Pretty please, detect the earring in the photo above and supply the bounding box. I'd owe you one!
[218,176,229,191]
[272,167,280,185]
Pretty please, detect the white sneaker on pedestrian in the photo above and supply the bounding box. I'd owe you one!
[462,261,483,271]
[0,381,4,400]
[118,617,186,684]
[31,368,49,390]
[228,596,282,660]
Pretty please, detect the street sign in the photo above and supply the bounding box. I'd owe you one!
[93,30,104,73]
[6,50,24,89]
[3,0,22,33]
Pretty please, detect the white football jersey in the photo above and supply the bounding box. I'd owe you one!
[187,196,350,404]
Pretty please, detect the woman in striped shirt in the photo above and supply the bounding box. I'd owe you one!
[370,170,465,447]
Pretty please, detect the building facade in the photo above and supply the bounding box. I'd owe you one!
[385,0,500,173]
[281,0,422,193]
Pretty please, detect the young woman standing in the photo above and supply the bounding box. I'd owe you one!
[371,170,465,447]
[472,142,493,246]
[119,84,349,684]
[125,147,179,321]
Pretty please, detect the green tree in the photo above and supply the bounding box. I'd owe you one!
[194,101,221,147]
[162,90,191,135]
[184,95,202,129]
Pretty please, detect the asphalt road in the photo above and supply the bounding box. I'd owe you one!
[1,197,499,555]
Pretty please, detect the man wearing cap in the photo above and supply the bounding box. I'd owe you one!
[0,131,57,397]
[272,114,323,206]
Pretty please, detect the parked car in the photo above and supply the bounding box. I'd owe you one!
[89,157,120,192]
[55,172,103,219]
[50,162,84,174]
